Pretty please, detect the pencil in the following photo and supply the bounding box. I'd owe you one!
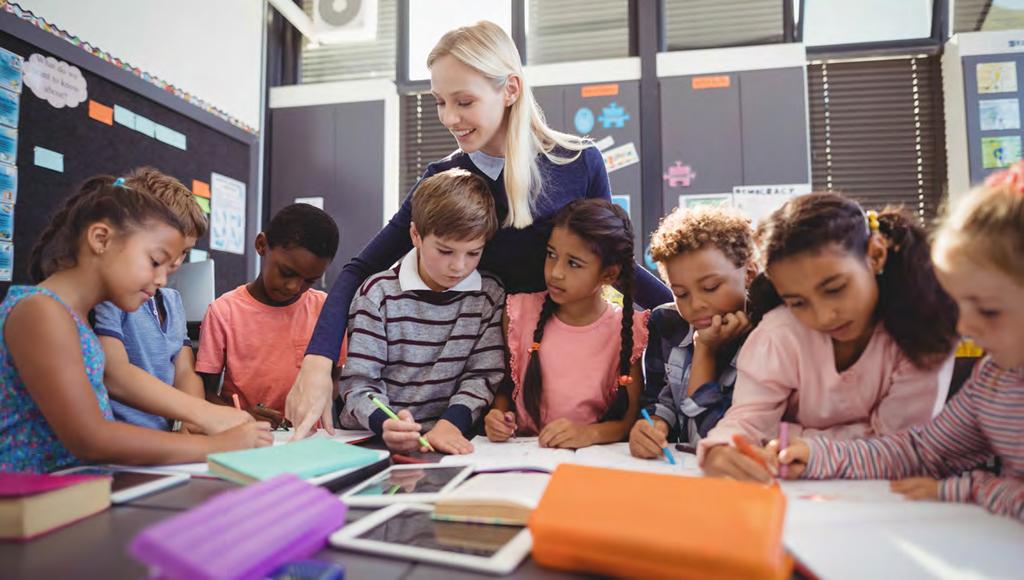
[369,395,435,452]
[640,408,676,465]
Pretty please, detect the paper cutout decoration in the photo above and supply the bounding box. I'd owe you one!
[603,142,639,173]
[155,124,186,150]
[610,195,630,215]
[692,75,731,90]
[33,146,63,172]
[193,194,211,214]
[0,47,24,94]
[663,161,696,188]
[581,84,619,98]
[23,53,87,108]
[88,100,113,125]
[598,101,630,129]
[114,104,136,129]
[134,114,156,138]
[192,180,211,199]
[574,107,595,134]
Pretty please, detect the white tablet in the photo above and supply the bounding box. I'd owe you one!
[55,466,189,503]
[330,503,532,574]
[340,464,473,507]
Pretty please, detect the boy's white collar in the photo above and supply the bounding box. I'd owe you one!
[467,150,505,181]
[398,248,482,292]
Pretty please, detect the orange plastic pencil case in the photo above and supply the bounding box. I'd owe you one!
[528,464,792,579]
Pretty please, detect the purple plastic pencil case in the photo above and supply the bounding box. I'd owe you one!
[129,474,347,580]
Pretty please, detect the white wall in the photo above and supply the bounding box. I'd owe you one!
[18,0,264,130]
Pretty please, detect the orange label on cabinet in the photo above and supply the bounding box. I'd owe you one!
[692,75,731,90]
[581,83,620,98]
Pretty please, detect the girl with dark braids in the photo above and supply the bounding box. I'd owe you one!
[484,199,649,449]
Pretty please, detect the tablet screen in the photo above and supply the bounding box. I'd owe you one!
[69,468,172,492]
[357,509,523,557]
[350,466,467,498]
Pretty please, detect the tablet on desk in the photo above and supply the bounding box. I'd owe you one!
[340,464,473,507]
[330,503,532,574]
[54,466,189,503]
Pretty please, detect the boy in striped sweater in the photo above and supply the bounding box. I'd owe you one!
[776,164,1024,522]
[338,169,505,454]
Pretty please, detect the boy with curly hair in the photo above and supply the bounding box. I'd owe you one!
[629,205,757,458]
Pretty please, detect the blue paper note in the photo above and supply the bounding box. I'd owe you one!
[33,146,63,173]
[0,241,11,281]
[0,202,13,241]
[189,248,208,262]
[113,104,136,129]
[0,126,16,164]
[154,124,187,150]
[134,114,156,138]
[0,47,23,94]
[0,163,16,203]
[0,87,18,129]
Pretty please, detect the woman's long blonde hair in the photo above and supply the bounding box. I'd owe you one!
[428,21,590,229]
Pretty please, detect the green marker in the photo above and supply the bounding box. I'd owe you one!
[369,395,435,452]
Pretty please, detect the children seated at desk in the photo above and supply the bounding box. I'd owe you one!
[0,173,270,473]
[630,205,756,459]
[196,203,342,425]
[338,169,506,454]
[778,164,1024,522]
[485,199,648,449]
[92,168,250,434]
[700,193,959,482]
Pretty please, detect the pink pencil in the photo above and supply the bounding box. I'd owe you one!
[778,423,790,478]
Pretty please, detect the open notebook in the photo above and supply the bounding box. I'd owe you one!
[439,436,701,476]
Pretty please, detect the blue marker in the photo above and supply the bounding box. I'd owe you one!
[640,408,676,465]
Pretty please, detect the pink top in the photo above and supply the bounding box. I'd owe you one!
[507,292,649,435]
[698,306,954,464]
[196,285,344,413]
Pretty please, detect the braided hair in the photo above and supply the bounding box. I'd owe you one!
[29,174,186,282]
[520,198,636,428]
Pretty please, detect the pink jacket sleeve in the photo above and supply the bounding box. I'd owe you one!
[697,322,799,464]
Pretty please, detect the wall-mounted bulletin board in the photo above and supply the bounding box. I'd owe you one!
[0,9,260,298]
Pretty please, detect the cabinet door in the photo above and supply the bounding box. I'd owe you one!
[739,67,810,186]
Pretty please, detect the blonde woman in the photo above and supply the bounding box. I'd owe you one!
[286,21,671,440]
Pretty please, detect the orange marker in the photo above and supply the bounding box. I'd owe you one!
[732,433,773,474]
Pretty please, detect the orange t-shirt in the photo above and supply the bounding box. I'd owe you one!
[195,285,345,413]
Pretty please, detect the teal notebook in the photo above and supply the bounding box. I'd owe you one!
[207,439,383,484]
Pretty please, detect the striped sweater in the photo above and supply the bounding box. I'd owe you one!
[338,253,506,437]
[804,356,1024,521]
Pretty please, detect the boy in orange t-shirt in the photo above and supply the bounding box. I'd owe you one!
[196,204,344,426]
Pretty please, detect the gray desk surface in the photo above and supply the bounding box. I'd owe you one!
[0,471,581,579]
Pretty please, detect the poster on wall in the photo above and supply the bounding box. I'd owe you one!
[23,54,87,108]
[979,98,1021,131]
[210,172,246,255]
[0,47,24,94]
[981,136,1023,168]
[976,62,1018,94]
[0,241,11,282]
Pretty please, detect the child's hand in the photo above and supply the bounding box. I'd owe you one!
[694,311,751,354]
[628,417,670,459]
[211,420,274,451]
[891,477,939,501]
[196,403,253,434]
[484,409,516,442]
[703,444,775,483]
[538,418,594,449]
[382,410,427,453]
[248,405,285,429]
[425,420,474,455]
[766,436,810,479]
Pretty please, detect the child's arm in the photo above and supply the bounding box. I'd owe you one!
[483,309,516,442]
[337,289,392,435]
[7,296,272,464]
[799,353,954,440]
[428,288,507,453]
[100,337,250,434]
[539,357,644,448]
[173,345,204,399]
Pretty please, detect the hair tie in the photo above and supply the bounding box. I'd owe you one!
[983,160,1024,195]
[865,210,879,234]
[617,375,632,387]
[112,177,126,187]
[529,342,540,353]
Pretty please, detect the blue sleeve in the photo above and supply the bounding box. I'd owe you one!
[689,381,733,438]
[306,167,437,361]
[164,290,192,350]
[581,147,672,310]
[92,300,127,342]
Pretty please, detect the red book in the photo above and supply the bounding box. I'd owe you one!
[0,472,111,541]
